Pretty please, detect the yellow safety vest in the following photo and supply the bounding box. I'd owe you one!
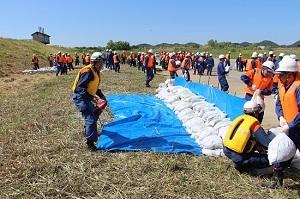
[223,114,260,153]
[72,64,101,96]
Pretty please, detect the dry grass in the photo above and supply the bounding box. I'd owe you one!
[1,64,300,198]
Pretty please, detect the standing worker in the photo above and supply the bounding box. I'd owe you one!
[75,53,80,66]
[263,56,300,188]
[113,51,121,73]
[245,52,258,71]
[144,49,155,87]
[48,53,53,67]
[181,53,192,81]
[32,54,39,70]
[206,53,214,76]
[85,53,91,66]
[240,61,274,123]
[225,51,231,67]
[72,52,107,151]
[217,54,229,92]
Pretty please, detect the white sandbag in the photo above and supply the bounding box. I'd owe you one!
[184,117,205,128]
[268,127,283,136]
[218,125,230,140]
[207,118,230,127]
[178,89,194,99]
[214,120,231,130]
[193,126,218,141]
[177,108,193,118]
[165,95,179,104]
[201,135,223,150]
[202,148,224,156]
[174,102,192,112]
[268,133,297,165]
[183,96,204,103]
[182,112,197,123]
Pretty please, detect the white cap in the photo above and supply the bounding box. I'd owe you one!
[90,52,103,61]
[243,101,259,113]
[290,54,297,60]
[276,56,298,73]
[262,61,275,71]
[269,51,274,55]
[279,53,285,57]
[219,54,225,59]
[251,52,258,58]
[148,49,153,54]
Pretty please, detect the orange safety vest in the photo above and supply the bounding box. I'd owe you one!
[244,68,273,96]
[168,58,177,72]
[113,54,120,64]
[246,59,256,71]
[146,55,154,68]
[279,81,300,123]
[58,55,65,63]
[66,56,73,64]
[181,58,191,70]
[256,59,262,70]
[273,74,280,84]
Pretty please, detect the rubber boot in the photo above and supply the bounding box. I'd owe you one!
[86,140,97,151]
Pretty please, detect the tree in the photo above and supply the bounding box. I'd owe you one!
[106,40,131,50]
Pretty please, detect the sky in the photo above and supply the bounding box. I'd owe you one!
[0,0,299,47]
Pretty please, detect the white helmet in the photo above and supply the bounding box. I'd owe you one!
[170,52,175,57]
[106,49,108,52]
[90,52,103,61]
[251,52,258,58]
[209,53,212,57]
[148,49,153,54]
[243,101,259,113]
[276,56,298,73]
[113,51,117,54]
[258,53,263,58]
[175,60,181,66]
[290,54,298,60]
[186,53,191,57]
[269,51,274,55]
[279,53,285,57]
[262,61,275,71]
[219,54,225,59]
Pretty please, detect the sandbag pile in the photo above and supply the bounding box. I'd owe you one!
[22,66,57,74]
[156,79,231,156]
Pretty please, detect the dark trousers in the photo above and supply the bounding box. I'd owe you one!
[114,63,120,72]
[219,76,229,91]
[183,69,190,81]
[145,67,154,85]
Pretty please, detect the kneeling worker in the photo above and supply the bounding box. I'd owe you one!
[72,52,107,151]
[223,100,274,173]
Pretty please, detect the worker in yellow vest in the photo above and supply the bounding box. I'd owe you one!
[223,100,274,174]
[72,52,107,151]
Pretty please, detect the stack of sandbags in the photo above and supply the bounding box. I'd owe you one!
[156,79,231,156]
[22,66,57,74]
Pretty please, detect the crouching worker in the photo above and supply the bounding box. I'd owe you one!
[223,100,274,174]
[72,52,107,151]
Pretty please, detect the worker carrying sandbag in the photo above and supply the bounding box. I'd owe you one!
[262,56,300,188]
[223,100,275,174]
[72,52,107,151]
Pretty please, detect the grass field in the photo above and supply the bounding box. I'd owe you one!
[1,63,300,198]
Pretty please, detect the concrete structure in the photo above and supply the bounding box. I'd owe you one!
[31,27,50,44]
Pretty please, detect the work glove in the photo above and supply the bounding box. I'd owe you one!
[281,124,289,135]
[251,84,257,91]
[279,116,288,127]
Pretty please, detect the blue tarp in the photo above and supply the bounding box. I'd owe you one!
[97,94,202,155]
[175,77,246,120]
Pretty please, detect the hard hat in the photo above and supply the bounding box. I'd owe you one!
[175,60,181,66]
[243,101,259,113]
[90,52,103,61]
[109,49,112,52]
[258,53,263,58]
[228,51,231,54]
[170,52,175,57]
[106,49,108,51]
[263,52,267,55]
[219,54,225,59]
[251,52,258,58]
[239,53,242,56]
[209,53,212,57]
[58,51,61,54]
[262,61,275,71]
[148,49,153,54]
[86,53,89,56]
[186,53,191,57]
[113,51,117,54]
[279,53,285,57]
[269,51,274,55]
[290,54,297,60]
[276,56,298,73]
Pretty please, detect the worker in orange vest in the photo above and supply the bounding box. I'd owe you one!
[181,53,192,81]
[168,52,180,79]
[66,53,74,71]
[121,50,127,64]
[262,56,300,188]
[245,52,258,71]
[144,49,155,87]
[240,61,274,123]
[139,52,145,71]
[56,51,66,76]
[32,54,39,70]
[113,51,120,73]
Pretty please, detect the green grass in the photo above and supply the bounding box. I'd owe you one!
[1,65,299,198]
